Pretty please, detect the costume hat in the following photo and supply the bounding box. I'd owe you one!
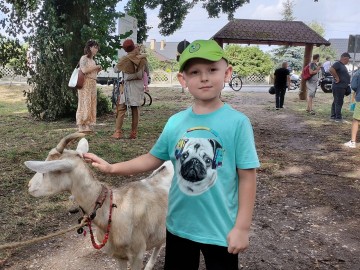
[122,39,135,53]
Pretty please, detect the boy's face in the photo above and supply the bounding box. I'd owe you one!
[178,58,232,101]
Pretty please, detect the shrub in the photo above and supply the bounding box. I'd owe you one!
[97,88,112,116]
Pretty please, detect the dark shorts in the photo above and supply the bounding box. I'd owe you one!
[164,230,239,270]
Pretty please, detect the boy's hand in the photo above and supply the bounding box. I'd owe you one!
[227,227,250,254]
[83,153,112,173]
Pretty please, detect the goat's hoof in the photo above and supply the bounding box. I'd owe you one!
[68,206,80,214]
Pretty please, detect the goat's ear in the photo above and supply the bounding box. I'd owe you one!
[24,160,74,173]
[76,138,89,156]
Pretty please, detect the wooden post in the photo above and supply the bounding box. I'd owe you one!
[299,44,313,100]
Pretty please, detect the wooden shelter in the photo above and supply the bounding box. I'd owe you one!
[212,19,331,99]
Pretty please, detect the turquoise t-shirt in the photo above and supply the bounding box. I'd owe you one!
[150,103,260,247]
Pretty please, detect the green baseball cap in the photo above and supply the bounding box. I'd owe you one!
[178,40,227,72]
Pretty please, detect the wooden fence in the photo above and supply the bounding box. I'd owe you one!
[0,67,272,85]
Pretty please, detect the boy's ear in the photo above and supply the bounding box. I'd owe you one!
[177,72,187,88]
[224,65,233,83]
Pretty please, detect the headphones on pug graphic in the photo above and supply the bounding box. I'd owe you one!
[175,127,224,169]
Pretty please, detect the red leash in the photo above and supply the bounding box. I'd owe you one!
[86,189,115,249]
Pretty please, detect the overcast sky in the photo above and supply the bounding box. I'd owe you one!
[117,0,360,42]
[1,0,358,43]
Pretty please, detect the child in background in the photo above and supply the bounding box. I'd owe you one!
[84,39,260,269]
[138,44,149,92]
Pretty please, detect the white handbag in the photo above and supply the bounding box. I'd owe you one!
[68,67,79,88]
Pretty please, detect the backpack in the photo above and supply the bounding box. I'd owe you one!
[351,70,360,91]
[301,64,312,80]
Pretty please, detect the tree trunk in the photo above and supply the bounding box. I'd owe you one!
[56,0,91,68]
[299,44,313,100]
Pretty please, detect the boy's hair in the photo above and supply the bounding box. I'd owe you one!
[178,40,228,72]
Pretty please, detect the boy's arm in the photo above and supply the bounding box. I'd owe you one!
[227,168,257,254]
[83,152,164,176]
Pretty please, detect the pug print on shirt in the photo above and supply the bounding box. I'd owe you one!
[174,127,224,196]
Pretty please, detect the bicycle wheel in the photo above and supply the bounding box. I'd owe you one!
[142,92,152,106]
[230,76,243,91]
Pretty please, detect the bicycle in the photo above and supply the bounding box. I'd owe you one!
[142,91,152,106]
[110,74,152,108]
[228,73,243,91]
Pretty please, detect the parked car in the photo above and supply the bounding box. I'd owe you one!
[97,64,119,85]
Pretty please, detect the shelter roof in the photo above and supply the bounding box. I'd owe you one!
[212,19,330,47]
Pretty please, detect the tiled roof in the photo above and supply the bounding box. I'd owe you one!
[212,19,330,47]
[145,41,179,61]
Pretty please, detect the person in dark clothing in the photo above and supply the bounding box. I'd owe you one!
[329,52,351,122]
[274,62,291,110]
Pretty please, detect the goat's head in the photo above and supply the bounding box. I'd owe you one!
[25,133,88,197]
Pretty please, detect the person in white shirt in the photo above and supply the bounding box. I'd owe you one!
[323,57,332,74]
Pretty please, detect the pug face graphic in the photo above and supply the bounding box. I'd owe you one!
[175,137,223,195]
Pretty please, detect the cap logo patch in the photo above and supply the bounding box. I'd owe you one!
[189,43,201,53]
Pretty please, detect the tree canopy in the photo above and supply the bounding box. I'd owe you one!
[0,0,250,120]
[225,45,273,76]
[270,0,336,73]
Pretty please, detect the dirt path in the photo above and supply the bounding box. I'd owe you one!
[2,91,359,270]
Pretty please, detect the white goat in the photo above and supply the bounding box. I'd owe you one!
[25,133,173,270]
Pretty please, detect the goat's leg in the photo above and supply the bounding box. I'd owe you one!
[128,249,146,270]
[114,258,128,270]
[144,245,163,270]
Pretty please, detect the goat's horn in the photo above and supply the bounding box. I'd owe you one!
[56,132,85,153]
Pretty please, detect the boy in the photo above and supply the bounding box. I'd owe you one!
[84,39,260,269]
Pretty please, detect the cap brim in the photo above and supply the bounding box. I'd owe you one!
[179,56,224,72]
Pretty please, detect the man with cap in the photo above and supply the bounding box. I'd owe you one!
[329,52,351,122]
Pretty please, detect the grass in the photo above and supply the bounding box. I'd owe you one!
[0,84,356,262]
[0,83,196,261]
[290,90,354,121]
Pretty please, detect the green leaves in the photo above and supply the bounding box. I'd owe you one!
[125,0,250,37]
[1,0,252,121]
[225,44,273,76]
[0,35,27,75]
[202,0,249,20]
